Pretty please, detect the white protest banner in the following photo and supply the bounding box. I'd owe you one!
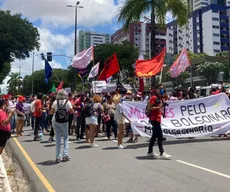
[121,93,230,138]
[88,62,99,79]
[72,46,94,69]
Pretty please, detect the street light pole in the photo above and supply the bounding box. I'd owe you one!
[67,1,83,92]
[32,52,34,95]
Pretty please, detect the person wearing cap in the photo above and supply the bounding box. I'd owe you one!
[50,89,74,163]
[147,87,172,159]
[15,96,25,137]
[0,98,15,178]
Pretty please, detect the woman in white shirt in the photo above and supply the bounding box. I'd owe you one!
[50,89,74,163]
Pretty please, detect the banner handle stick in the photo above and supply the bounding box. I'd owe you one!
[53,69,61,83]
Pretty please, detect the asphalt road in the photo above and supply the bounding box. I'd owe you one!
[14,127,230,192]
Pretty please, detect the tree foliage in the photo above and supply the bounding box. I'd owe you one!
[94,41,138,77]
[196,61,225,85]
[7,72,22,95]
[0,10,40,84]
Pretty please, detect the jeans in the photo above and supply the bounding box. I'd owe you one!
[10,115,16,131]
[76,115,85,139]
[41,112,48,130]
[105,117,117,139]
[53,121,69,159]
[148,120,164,155]
[34,117,42,136]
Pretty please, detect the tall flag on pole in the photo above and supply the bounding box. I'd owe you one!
[88,62,100,80]
[136,47,166,77]
[71,46,94,69]
[77,67,89,80]
[56,81,64,92]
[170,48,190,78]
[132,51,144,69]
[98,53,120,81]
[44,59,53,84]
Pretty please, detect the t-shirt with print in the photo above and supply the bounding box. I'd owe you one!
[0,110,10,132]
[33,100,42,117]
[149,95,162,123]
[74,98,84,117]
[51,99,73,121]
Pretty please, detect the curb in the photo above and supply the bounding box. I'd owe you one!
[6,138,50,192]
[0,154,12,192]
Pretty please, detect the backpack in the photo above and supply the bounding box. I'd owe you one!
[83,103,94,117]
[55,100,69,123]
[31,100,36,113]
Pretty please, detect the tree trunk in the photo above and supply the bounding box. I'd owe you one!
[151,1,156,89]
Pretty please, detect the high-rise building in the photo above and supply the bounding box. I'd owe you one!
[111,22,166,57]
[77,30,110,52]
[188,0,230,11]
[166,4,230,56]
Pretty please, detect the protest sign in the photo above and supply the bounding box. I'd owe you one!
[121,93,230,138]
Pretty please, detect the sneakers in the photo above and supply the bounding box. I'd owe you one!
[118,144,124,149]
[90,143,98,148]
[68,141,71,144]
[159,152,172,159]
[34,136,40,141]
[48,137,53,143]
[62,156,70,162]
[55,158,61,164]
[147,152,159,158]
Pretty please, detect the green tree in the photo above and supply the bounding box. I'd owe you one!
[7,72,22,95]
[118,0,188,58]
[94,41,138,77]
[0,10,40,83]
[196,61,225,85]
[165,71,190,87]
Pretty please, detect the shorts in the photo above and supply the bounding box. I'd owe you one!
[85,115,98,125]
[0,130,10,147]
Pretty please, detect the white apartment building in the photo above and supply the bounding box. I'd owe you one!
[166,4,230,56]
[193,0,230,11]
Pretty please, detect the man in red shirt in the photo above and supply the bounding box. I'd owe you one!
[147,87,171,159]
[33,93,43,141]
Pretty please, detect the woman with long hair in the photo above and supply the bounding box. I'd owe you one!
[85,95,103,148]
[15,96,25,137]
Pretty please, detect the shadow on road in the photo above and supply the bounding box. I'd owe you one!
[75,145,90,149]
[37,160,57,166]
[125,138,229,150]
[135,156,158,160]
[21,140,34,143]
[102,147,119,150]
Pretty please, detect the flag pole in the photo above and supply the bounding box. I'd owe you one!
[159,67,163,84]
[190,65,194,88]
[52,69,61,83]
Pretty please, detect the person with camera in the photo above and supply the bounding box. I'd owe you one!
[147,87,171,159]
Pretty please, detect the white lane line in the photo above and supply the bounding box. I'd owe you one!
[176,160,230,179]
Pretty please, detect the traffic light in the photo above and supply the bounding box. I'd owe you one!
[41,53,45,60]
[47,52,52,62]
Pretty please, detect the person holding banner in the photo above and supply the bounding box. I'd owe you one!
[147,88,171,159]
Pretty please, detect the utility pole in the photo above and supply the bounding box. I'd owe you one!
[32,52,35,95]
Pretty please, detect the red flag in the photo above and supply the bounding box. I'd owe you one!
[136,47,166,77]
[170,48,190,78]
[98,53,120,80]
[56,81,64,92]
[139,78,144,92]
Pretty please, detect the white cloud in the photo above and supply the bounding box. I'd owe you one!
[1,0,123,28]
[0,28,74,93]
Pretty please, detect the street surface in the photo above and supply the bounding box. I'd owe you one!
[14,127,230,192]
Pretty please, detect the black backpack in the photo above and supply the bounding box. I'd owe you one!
[83,103,94,117]
[55,100,69,123]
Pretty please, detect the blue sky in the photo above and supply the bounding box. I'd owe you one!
[0,0,127,92]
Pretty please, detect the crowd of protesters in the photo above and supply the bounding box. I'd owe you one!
[0,83,230,166]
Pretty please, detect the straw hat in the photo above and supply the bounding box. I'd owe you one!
[113,94,122,105]
[56,89,68,100]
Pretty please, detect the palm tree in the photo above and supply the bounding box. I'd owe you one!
[118,0,188,58]
[7,72,22,95]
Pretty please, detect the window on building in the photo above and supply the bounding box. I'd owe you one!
[214,49,220,53]
[213,25,219,29]
[213,33,220,37]
[212,17,219,21]
[213,41,220,45]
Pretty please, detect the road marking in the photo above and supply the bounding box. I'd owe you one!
[176,160,230,179]
[13,138,55,192]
